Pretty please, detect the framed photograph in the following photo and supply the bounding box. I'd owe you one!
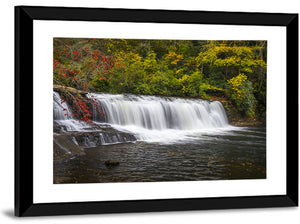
[15,6,298,216]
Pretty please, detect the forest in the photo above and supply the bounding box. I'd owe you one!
[53,38,267,123]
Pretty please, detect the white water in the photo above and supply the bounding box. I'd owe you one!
[53,91,73,120]
[53,91,236,143]
[53,91,97,132]
[87,93,234,143]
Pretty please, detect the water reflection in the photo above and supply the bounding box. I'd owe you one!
[54,127,266,183]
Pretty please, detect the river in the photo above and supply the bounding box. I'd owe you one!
[53,92,266,183]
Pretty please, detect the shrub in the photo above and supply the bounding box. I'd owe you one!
[227,73,256,117]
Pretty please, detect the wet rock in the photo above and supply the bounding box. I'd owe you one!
[53,84,88,96]
[53,124,137,162]
[74,129,136,147]
[105,160,120,168]
[53,134,86,162]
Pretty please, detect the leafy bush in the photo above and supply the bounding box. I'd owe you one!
[227,73,256,117]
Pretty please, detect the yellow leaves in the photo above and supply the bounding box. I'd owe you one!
[232,46,253,58]
[184,56,197,67]
[195,52,204,66]
[227,73,248,101]
[116,51,141,63]
[227,73,247,88]
[128,52,142,62]
[166,51,184,65]
[195,44,266,75]
[178,75,191,94]
[175,68,184,76]
[176,54,184,60]
[179,74,190,83]
[171,60,180,65]
[181,86,190,93]
[166,51,176,59]
[143,52,158,71]
[202,83,224,92]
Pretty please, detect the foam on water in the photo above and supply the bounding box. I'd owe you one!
[54,91,240,144]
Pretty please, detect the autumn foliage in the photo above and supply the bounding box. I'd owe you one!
[54,38,267,121]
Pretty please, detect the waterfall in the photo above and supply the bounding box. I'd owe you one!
[53,91,137,145]
[88,93,229,130]
[54,91,231,144]
[53,91,72,120]
[87,93,231,143]
[53,91,94,132]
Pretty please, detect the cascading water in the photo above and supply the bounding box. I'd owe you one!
[88,93,231,143]
[53,91,96,132]
[89,93,229,129]
[54,91,232,144]
[53,91,137,145]
[54,91,267,183]
[53,91,73,120]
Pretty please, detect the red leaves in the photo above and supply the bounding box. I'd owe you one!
[71,96,93,123]
[53,38,114,121]
[53,59,60,69]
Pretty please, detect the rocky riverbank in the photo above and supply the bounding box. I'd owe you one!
[230,119,265,127]
[207,96,266,128]
[53,123,137,163]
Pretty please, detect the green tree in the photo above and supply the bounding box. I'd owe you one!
[227,74,256,117]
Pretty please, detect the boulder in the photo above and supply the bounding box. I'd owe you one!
[53,133,86,162]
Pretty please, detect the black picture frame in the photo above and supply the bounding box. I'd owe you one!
[15,5,298,217]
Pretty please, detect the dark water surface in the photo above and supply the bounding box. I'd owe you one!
[54,127,266,183]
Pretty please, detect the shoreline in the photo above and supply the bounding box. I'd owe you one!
[230,120,265,128]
